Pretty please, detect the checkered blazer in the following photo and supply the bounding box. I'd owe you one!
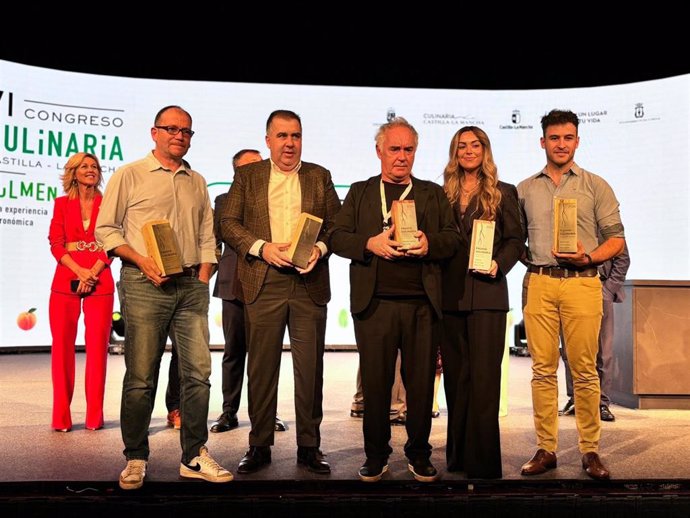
[218,159,341,305]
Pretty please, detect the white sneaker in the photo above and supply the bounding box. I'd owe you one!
[119,459,147,490]
[180,446,233,483]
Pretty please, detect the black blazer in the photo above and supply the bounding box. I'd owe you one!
[330,175,460,318]
[212,193,240,301]
[441,181,524,312]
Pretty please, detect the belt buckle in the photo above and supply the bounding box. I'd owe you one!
[76,240,87,251]
[548,267,561,278]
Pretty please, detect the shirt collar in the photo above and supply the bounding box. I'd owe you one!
[146,151,191,175]
[270,158,302,175]
[537,161,581,179]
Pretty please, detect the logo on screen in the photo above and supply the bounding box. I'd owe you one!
[386,108,396,122]
[634,103,644,119]
[511,110,521,124]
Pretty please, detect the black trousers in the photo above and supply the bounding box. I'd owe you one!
[220,298,246,415]
[441,310,506,479]
[353,297,437,462]
[245,268,326,447]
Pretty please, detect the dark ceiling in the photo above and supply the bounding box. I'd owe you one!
[2,37,687,91]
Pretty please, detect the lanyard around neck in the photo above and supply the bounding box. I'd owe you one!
[380,178,413,230]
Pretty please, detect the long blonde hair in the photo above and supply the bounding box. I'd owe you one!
[443,126,501,220]
[60,152,103,199]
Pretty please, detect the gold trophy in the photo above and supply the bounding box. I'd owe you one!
[469,219,495,271]
[287,213,323,269]
[142,219,183,276]
[391,200,418,250]
[553,198,578,253]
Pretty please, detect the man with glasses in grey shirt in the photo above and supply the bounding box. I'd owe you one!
[96,105,232,490]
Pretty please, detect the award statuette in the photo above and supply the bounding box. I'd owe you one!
[288,212,323,269]
[391,199,418,250]
[468,219,495,271]
[141,220,183,276]
[553,198,578,253]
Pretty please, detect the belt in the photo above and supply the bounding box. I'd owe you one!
[527,265,598,278]
[179,265,200,277]
[66,240,103,252]
[121,261,199,278]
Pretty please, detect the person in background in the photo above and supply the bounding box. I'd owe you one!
[48,152,115,432]
[96,105,232,489]
[330,117,460,483]
[518,109,625,481]
[560,243,630,422]
[440,126,524,479]
[350,351,407,425]
[210,148,287,434]
[220,110,341,475]
[351,349,443,423]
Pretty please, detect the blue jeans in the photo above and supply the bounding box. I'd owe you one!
[119,266,211,464]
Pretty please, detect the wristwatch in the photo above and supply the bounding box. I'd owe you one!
[258,242,267,260]
[584,253,593,266]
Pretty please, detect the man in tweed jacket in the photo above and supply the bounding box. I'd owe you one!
[219,110,341,475]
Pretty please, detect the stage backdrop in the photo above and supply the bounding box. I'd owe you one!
[1,60,688,348]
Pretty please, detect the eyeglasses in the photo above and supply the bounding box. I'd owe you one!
[155,125,195,137]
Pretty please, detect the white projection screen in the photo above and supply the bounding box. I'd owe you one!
[1,60,688,349]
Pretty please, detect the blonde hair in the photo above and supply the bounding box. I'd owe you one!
[60,152,103,199]
[443,126,501,220]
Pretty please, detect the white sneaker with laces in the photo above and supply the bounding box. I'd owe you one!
[180,446,233,483]
[119,459,147,490]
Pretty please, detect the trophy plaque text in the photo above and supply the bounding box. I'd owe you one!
[469,219,496,271]
[142,219,183,276]
[553,198,578,253]
[391,199,418,250]
[288,212,323,269]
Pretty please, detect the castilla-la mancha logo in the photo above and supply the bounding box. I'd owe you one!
[511,110,521,124]
[634,103,644,119]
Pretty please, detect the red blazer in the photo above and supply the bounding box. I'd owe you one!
[49,195,114,295]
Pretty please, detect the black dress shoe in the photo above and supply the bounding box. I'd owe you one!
[407,458,438,482]
[350,409,364,418]
[582,452,610,480]
[521,449,557,476]
[297,447,331,474]
[358,458,388,482]
[431,411,441,418]
[600,405,615,422]
[210,413,239,433]
[275,415,288,432]
[237,446,271,474]
[559,397,575,416]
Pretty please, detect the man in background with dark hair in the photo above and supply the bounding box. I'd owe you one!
[210,148,287,434]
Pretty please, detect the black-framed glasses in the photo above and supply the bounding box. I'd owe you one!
[155,125,195,137]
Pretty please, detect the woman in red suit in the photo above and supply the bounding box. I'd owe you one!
[48,152,114,432]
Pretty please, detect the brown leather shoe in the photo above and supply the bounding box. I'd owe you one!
[582,452,610,480]
[521,449,557,476]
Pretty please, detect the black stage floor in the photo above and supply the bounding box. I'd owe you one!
[1,351,689,516]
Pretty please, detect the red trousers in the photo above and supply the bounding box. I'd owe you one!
[49,291,114,430]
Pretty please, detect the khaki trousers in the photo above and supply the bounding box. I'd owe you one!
[523,272,603,453]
